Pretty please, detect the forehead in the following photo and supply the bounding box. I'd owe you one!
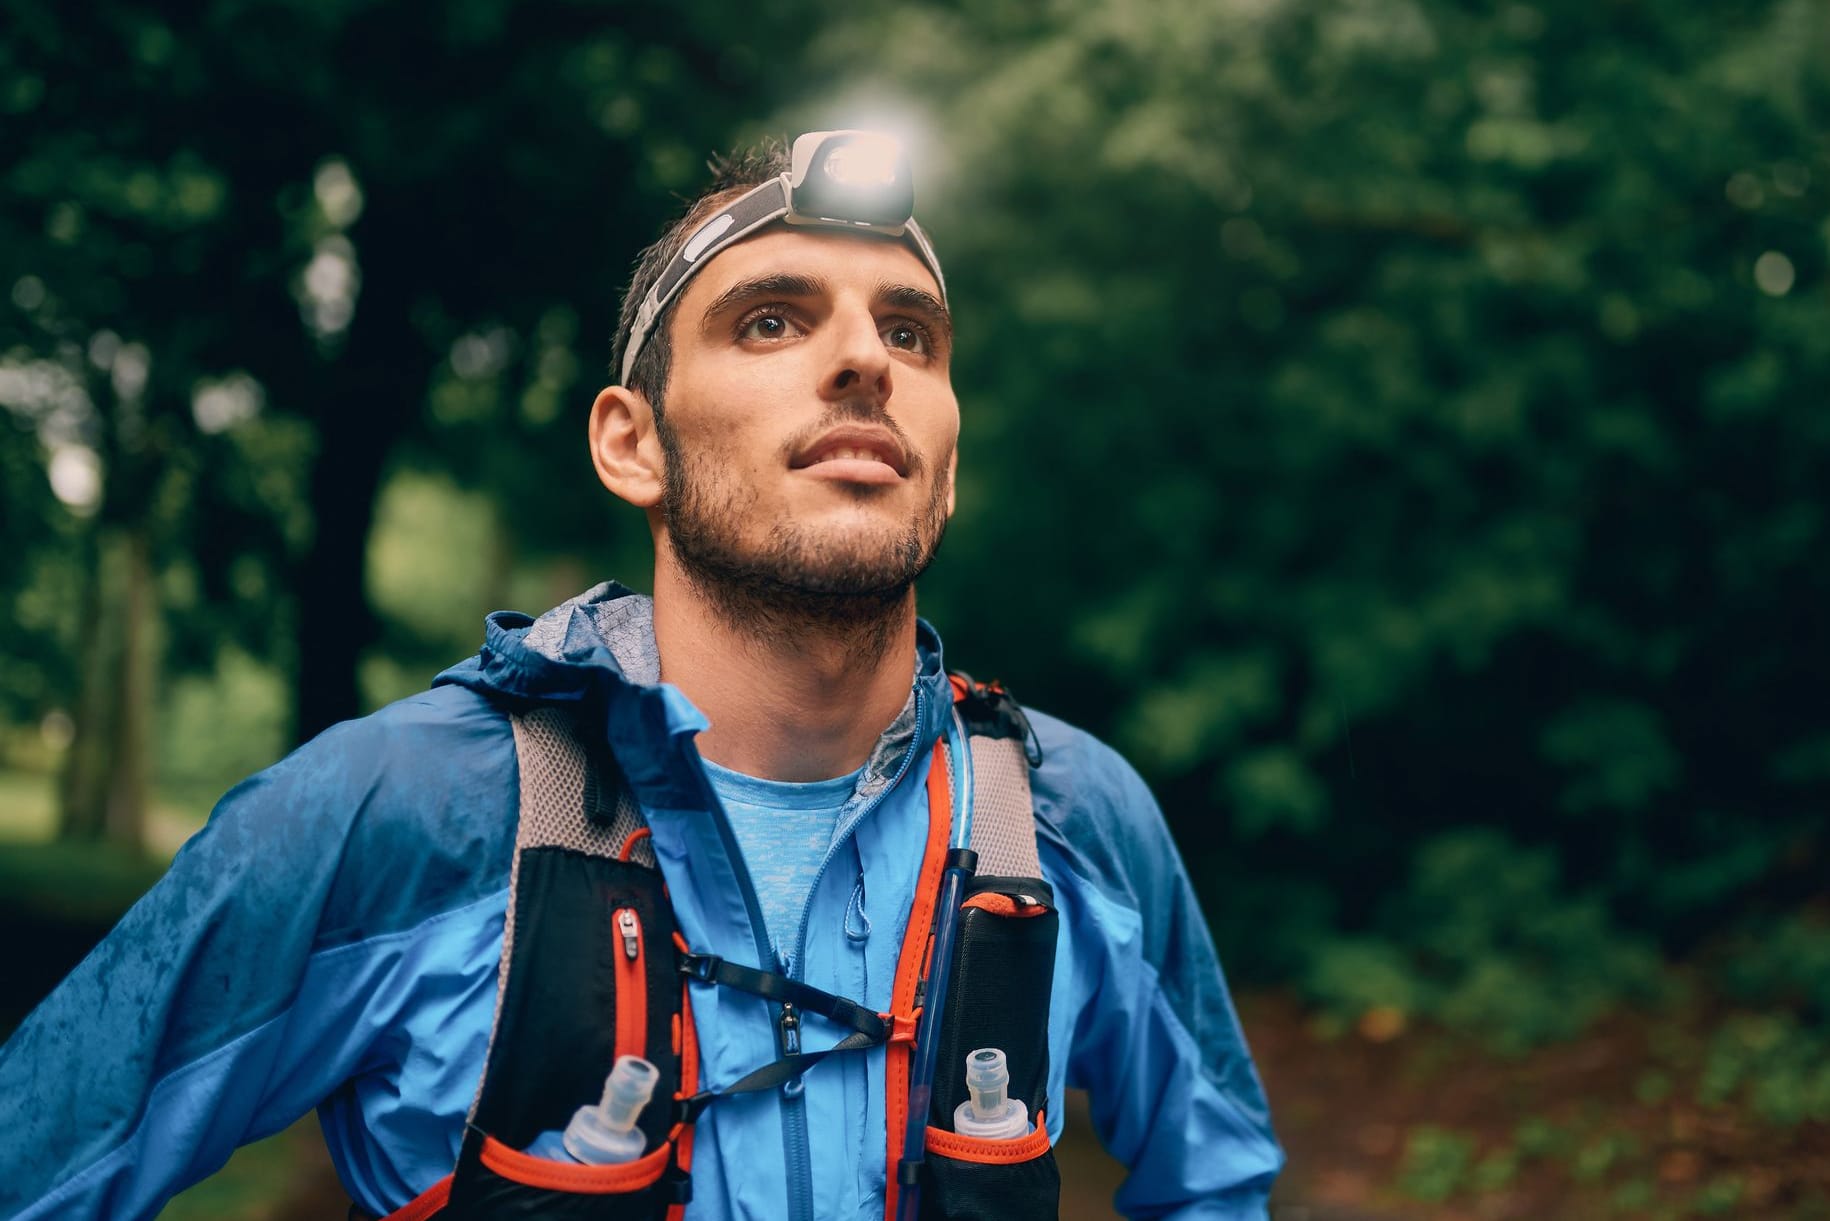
[676,226,944,313]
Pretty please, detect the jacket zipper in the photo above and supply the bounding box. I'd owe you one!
[685,684,933,1221]
[777,997,811,1219]
[782,685,929,1221]
[613,907,646,1059]
[682,742,811,1221]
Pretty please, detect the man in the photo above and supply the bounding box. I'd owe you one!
[0,132,1281,1219]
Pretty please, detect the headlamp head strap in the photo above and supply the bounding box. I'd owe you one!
[619,130,947,387]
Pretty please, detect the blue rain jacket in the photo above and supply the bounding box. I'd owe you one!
[0,584,1282,1220]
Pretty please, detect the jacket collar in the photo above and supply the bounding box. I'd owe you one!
[436,581,953,811]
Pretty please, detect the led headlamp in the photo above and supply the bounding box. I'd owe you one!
[619,130,946,386]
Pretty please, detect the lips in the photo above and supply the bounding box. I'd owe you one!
[791,426,910,477]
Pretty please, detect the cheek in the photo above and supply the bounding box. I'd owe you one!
[917,402,961,475]
[668,407,781,486]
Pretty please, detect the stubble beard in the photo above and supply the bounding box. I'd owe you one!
[657,411,953,658]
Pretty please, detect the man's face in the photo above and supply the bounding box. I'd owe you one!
[651,226,959,611]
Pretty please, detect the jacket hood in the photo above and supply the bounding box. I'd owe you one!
[435,581,954,809]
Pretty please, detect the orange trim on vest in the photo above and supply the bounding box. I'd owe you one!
[612,907,647,1059]
[959,893,1046,918]
[478,1132,672,1193]
[923,1109,1050,1165]
[882,739,954,1221]
[885,1006,921,1046]
[667,981,701,1221]
[617,826,653,862]
[380,1172,452,1221]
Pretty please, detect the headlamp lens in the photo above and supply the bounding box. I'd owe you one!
[822,135,902,189]
[788,129,915,229]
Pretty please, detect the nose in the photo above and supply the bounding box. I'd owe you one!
[818,301,893,407]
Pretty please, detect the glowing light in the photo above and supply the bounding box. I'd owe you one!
[192,373,264,433]
[824,135,901,187]
[1754,251,1796,297]
[88,330,121,371]
[450,328,514,380]
[314,158,365,228]
[11,275,45,310]
[111,342,150,401]
[299,235,360,338]
[1724,172,1764,210]
[40,710,75,752]
[789,97,941,195]
[48,444,102,512]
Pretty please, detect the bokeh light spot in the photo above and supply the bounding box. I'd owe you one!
[1754,251,1795,297]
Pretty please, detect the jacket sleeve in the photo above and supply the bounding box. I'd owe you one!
[1033,714,1283,1220]
[0,686,515,1221]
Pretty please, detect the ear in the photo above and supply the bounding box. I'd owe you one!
[589,384,665,510]
[945,442,959,518]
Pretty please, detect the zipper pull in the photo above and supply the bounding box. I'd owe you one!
[616,909,640,960]
[779,1001,802,1056]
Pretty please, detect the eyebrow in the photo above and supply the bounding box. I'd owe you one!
[698,271,954,346]
[700,273,825,332]
[878,281,953,346]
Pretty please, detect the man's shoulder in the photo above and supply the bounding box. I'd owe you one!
[1020,707,1184,909]
[232,679,521,949]
[275,680,514,818]
[1024,708,1151,810]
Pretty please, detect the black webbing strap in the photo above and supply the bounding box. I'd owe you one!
[679,953,888,1040]
[672,1027,883,1124]
[673,953,893,1124]
[950,670,1044,766]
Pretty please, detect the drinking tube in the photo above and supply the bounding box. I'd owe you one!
[895,706,976,1220]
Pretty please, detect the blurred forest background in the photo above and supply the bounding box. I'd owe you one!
[3,0,1828,1217]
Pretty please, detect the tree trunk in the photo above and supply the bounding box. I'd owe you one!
[103,526,153,846]
[290,298,421,746]
[58,525,111,842]
[292,426,382,745]
[58,525,152,850]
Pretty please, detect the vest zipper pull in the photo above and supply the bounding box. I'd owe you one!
[617,909,640,960]
[779,1001,802,1056]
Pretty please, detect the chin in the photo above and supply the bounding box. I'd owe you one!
[766,519,937,589]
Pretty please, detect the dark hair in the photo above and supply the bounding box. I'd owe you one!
[611,139,792,411]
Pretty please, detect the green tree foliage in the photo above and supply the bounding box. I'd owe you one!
[1302,829,1662,1051]
[793,0,1830,993]
[2,0,812,843]
[3,0,1826,1060]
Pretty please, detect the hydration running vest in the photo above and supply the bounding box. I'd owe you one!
[360,675,1061,1221]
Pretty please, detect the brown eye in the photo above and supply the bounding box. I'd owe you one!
[741,312,796,341]
[884,321,927,353]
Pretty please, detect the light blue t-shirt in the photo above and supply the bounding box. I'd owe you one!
[701,757,861,960]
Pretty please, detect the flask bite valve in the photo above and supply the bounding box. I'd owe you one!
[951,1047,1030,1139]
[562,1055,659,1164]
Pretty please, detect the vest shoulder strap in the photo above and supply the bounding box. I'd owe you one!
[460,706,658,1126]
[949,674,1043,880]
[509,704,655,867]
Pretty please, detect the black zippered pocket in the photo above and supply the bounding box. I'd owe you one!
[919,875,1061,1221]
[444,851,688,1220]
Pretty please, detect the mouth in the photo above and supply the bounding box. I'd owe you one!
[790,426,910,481]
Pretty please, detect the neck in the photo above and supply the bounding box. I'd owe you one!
[651,556,919,783]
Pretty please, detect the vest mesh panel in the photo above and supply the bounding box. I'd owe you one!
[966,735,1041,878]
[513,707,653,865]
[469,708,654,1121]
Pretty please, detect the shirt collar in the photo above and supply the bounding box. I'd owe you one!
[437,581,953,808]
